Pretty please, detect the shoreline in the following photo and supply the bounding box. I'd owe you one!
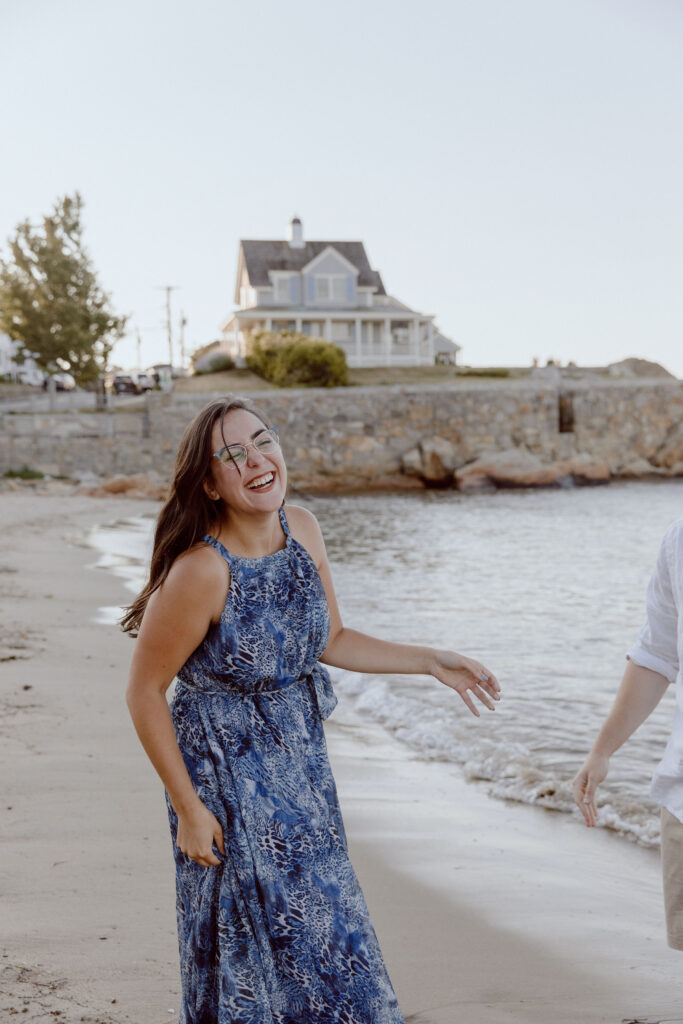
[85,482,682,851]
[1,491,682,1022]
[3,465,683,510]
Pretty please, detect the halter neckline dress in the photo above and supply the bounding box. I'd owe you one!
[168,506,405,1024]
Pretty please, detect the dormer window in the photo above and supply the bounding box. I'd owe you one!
[273,274,293,304]
[315,275,346,301]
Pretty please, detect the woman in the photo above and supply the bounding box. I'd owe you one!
[124,397,500,1024]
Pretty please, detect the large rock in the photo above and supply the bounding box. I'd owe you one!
[611,457,666,479]
[653,422,683,470]
[455,449,611,491]
[401,436,458,485]
[608,357,676,380]
[553,454,610,486]
[77,472,168,500]
[401,447,424,478]
[455,449,558,491]
[420,437,458,483]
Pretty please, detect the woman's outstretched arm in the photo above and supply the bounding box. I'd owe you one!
[286,505,501,717]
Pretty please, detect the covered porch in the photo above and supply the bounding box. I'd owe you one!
[229,310,436,367]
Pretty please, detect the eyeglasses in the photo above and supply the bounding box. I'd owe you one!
[213,427,280,469]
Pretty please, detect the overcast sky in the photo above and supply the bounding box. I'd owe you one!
[1,0,681,375]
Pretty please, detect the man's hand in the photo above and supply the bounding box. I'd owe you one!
[572,753,610,827]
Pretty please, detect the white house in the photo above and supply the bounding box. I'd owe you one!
[216,218,459,368]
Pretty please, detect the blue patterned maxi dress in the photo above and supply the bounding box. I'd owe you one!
[167,507,405,1024]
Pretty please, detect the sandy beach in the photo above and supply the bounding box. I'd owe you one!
[2,489,683,1023]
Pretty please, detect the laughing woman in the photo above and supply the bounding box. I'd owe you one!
[123,397,500,1024]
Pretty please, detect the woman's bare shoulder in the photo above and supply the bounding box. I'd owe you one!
[138,543,229,646]
[158,543,229,611]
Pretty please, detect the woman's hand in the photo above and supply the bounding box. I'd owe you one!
[176,801,226,866]
[430,650,501,716]
[572,753,609,827]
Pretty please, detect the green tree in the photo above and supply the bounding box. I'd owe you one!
[0,193,127,385]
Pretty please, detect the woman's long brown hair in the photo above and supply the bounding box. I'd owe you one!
[121,396,268,635]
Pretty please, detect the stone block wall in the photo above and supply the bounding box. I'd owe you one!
[1,380,681,488]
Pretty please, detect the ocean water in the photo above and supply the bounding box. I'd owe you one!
[90,479,683,847]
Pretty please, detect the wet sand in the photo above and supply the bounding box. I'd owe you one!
[1,490,682,1023]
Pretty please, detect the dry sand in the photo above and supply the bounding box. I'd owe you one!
[1,489,682,1023]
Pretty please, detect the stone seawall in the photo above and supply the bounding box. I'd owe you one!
[2,379,682,491]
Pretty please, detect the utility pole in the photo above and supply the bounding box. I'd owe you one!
[136,328,142,370]
[179,310,187,370]
[158,285,178,369]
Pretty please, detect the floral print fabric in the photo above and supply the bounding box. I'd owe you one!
[168,507,405,1024]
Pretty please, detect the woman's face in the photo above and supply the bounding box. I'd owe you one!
[205,408,287,513]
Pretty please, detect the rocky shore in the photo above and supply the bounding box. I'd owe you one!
[1,379,682,496]
[399,438,680,492]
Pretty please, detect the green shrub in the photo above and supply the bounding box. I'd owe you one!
[245,333,281,381]
[246,331,348,388]
[4,465,44,479]
[194,353,236,376]
[207,354,235,373]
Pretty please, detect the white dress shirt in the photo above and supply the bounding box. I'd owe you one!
[627,517,683,823]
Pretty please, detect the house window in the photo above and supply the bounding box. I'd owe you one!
[274,276,292,304]
[315,275,347,301]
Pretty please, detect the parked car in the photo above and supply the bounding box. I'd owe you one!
[112,372,153,395]
[113,373,138,394]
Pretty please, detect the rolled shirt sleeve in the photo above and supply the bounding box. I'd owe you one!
[627,525,680,685]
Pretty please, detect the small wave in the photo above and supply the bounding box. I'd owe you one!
[332,670,662,848]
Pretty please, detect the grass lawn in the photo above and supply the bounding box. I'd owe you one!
[174,368,275,393]
[174,364,525,393]
[347,365,460,386]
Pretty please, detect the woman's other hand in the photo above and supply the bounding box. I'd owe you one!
[430,650,501,717]
[572,753,609,827]
[176,801,226,866]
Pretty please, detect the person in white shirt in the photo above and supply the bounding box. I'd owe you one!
[573,518,683,950]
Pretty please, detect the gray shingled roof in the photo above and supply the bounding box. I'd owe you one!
[238,240,386,298]
[433,331,461,352]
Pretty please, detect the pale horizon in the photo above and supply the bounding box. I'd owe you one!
[1,0,681,377]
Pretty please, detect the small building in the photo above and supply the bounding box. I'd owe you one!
[433,331,461,365]
[217,218,457,368]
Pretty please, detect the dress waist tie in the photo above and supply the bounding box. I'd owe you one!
[174,664,338,720]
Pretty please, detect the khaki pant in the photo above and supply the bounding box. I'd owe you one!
[661,807,683,950]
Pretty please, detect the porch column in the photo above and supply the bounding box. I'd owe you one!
[295,317,302,333]
[325,318,332,342]
[384,318,391,365]
[425,321,434,363]
[265,317,273,332]
[355,317,362,364]
[411,318,420,362]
